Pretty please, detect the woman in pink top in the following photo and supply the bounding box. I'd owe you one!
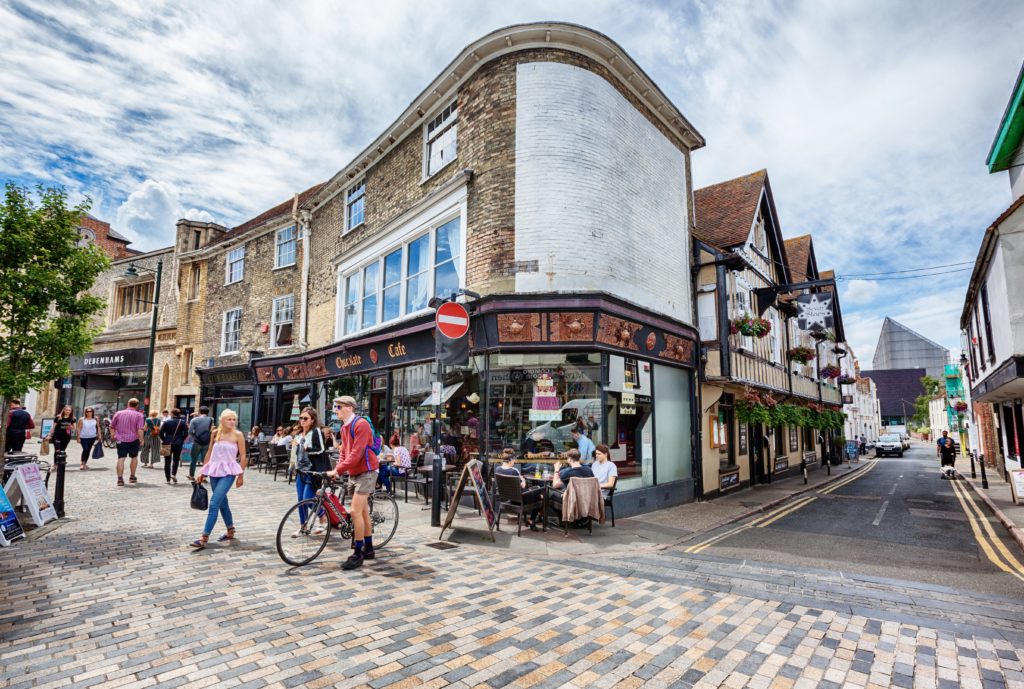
[190,409,247,549]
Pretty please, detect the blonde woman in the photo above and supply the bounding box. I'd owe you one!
[191,409,247,550]
[143,410,161,468]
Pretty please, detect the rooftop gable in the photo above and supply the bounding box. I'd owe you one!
[987,60,1024,173]
[693,169,767,250]
[206,183,324,250]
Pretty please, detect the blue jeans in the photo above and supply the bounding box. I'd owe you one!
[378,465,404,492]
[295,471,316,523]
[203,475,235,536]
[189,444,208,478]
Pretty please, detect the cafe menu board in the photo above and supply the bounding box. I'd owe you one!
[4,463,57,527]
[0,486,25,546]
[439,459,496,542]
[1010,470,1024,505]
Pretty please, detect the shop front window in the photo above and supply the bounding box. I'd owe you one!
[606,355,653,489]
[486,352,602,456]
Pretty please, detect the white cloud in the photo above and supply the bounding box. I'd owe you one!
[0,0,1019,347]
[114,179,215,249]
[842,279,879,306]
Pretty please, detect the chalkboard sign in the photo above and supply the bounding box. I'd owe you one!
[439,459,496,542]
[1010,470,1024,505]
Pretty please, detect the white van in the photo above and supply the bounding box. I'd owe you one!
[532,399,602,445]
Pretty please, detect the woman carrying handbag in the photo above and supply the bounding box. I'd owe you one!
[159,408,188,484]
[47,406,77,457]
[190,409,247,549]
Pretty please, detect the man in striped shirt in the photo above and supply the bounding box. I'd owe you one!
[111,398,146,487]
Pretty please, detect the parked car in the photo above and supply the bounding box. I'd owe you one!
[876,434,903,457]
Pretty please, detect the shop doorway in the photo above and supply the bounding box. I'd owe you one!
[749,423,769,485]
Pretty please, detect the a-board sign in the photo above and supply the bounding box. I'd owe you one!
[0,486,25,546]
[1010,469,1024,505]
[439,459,496,542]
[3,463,57,527]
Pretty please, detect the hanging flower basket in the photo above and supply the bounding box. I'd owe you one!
[787,346,816,364]
[837,375,856,385]
[821,365,842,380]
[953,401,969,413]
[732,313,772,338]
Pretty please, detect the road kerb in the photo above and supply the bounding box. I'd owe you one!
[666,461,874,550]
[962,477,1024,556]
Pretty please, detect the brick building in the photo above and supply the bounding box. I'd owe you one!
[253,22,706,515]
[78,213,138,260]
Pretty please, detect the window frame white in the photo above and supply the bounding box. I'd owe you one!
[345,181,366,233]
[423,99,459,179]
[221,307,242,354]
[274,225,297,269]
[187,264,201,301]
[270,295,295,349]
[337,210,465,338]
[732,274,754,352]
[225,246,245,285]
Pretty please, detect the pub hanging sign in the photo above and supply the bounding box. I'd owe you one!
[795,293,834,332]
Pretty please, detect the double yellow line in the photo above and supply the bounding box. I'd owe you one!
[685,461,878,554]
[949,478,1024,583]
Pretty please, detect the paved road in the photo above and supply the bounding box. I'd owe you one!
[668,442,1024,598]
[2,451,1024,689]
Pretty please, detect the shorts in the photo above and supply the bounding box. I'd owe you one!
[349,470,379,495]
[117,440,141,458]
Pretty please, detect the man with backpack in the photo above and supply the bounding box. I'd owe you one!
[326,395,380,570]
[187,406,213,479]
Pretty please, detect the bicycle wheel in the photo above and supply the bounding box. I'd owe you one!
[276,498,331,566]
[369,490,399,548]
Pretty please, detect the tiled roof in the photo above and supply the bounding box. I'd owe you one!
[819,269,835,293]
[693,170,766,249]
[207,183,324,248]
[784,235,813,282]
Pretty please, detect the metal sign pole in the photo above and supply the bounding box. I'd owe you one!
[431,334,443,527]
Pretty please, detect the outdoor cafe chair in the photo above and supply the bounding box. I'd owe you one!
[494,473,542,537]
[270,444,290,482]
[549,476,603,535]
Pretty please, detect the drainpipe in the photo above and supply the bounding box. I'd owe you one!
[295,198,311,348]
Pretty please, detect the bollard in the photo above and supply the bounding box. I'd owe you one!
[801,457,808,485]
[979,453,989,489]
[969,451,977,479]
[430,451,443,527]
[53,448,67,518]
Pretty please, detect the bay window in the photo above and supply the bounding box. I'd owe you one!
[340,216,462,336]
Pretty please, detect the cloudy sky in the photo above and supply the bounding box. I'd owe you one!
[1,1,1020,362]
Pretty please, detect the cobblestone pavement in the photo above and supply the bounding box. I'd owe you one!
[2,460,1024,689]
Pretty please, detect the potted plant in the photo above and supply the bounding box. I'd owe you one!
[820,364,842,379]
[837,375,856,385]
[787,346,816,364]
[953,400,969,413]
[731,313,772,339]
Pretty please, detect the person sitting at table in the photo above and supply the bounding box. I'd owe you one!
[494,448,544,531]
[377,430,411,493]
[551,449,594,494]
[248,425,267,443]
[590,444,617,497]
[272,426,292,447]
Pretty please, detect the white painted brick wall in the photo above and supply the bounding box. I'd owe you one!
[514,61,692,324]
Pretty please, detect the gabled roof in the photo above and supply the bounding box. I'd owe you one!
[987,60,1024,173]
[960,193,1024,328]
[106,227,132,243]
[207,183,324,249]
[784,235,815,283]
[693,170,767,249]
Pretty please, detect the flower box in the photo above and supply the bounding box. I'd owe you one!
[731,313,772,338]
[787,346,816,364]
[820,365,842,380]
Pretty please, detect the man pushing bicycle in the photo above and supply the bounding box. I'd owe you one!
[325,396,380,570]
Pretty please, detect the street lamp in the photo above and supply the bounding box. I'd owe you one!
[124,260,163,415]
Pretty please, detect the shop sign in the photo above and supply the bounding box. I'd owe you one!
[324,330,434,378]
[3,464,57,527]
[0,486,25,546]
[774,457,789,473]
[70,347,149,371]
[528,409,561,421]
[620,391,636,416]
[719,470,740,492]
[203,369,253,385]
[795,293,834,332]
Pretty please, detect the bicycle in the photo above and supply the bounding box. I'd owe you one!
[100,419,116,449]
[275,471,399,567]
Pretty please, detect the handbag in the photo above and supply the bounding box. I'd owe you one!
[160,443,172,457]
[190,481,209,510]
[91,441,104,460]
[39,438,50,456]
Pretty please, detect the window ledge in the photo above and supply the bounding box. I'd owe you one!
[225,279,243,286]
[273,263,296,271]
[221,350,240,356]
[343,221,365,236]
[268,343,294,350]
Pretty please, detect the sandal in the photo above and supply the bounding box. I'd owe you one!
[129,476,138,484]
[190,535,209,549]
[117,477,125,487]
[217,528,236,543]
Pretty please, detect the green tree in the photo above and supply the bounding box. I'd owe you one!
[911,375,942,428]
[0,183,110,456]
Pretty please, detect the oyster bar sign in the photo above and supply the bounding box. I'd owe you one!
[71,347,149,371]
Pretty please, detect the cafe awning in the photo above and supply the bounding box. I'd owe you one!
[418,382,463,407]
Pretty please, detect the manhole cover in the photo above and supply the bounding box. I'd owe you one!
[425,542,459,550]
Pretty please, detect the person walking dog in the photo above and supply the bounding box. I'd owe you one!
[190,409,246,550]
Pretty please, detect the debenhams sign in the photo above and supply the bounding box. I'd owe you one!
[71,347,149,371]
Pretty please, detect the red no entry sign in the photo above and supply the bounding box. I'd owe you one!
[435,301,470,339]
